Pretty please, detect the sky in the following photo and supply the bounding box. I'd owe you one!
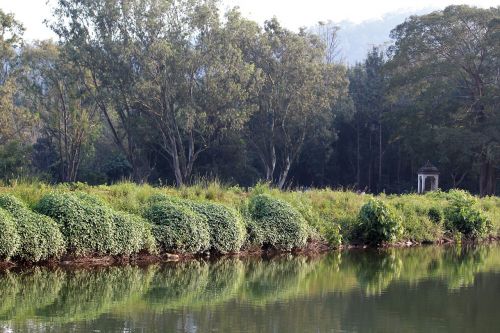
[0,0,498,41]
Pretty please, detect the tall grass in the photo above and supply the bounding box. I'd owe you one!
[0,180,498,262]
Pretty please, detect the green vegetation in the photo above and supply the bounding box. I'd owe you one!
[443,190,492,239]
[187,202,246,254]
[144,198,210,254]
[0,194,64,262]
[36,192,116,256]
[0,182,498,262]
[248,194,309,251]
[358,199,403,245]
[0,208,19,260]
[0,4,498,197]
[36,191,156,257]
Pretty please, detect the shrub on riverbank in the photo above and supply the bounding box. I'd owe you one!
[144,199,210,254]
[0,181,498,260]
[146,195,245,254]
[0,208,19,260]
[444,190,492,239]
[187,201,246,254]
[0,194,65,262]
[74,192,157,255]
[36,192,116,256]
[248,194,308,251]
[358,199,403,245]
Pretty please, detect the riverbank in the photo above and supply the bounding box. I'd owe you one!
[0,181,499,265]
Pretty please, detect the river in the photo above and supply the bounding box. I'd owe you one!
[1,244,500,332]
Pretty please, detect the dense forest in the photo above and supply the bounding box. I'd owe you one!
[0,1,498,195]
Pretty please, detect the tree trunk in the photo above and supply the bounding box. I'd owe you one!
[479,159,496,196]
[368,130,372,192]
[378,121,382,192]
[356,124,360,187]
[277,156,292,190]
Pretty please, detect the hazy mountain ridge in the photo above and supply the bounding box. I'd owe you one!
[333,8,436,65]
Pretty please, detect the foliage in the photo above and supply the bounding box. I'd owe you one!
[144,199,210,254]
[0,194,65,262]
[248,194,308,251]
[444,190,492,239]
[0,208,19,260]
[36,192,115,256]
[358,199,403,244]
[185,201,246,254]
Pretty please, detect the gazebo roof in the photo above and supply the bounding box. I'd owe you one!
[418,161,439,175]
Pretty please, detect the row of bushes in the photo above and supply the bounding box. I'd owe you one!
[0,189,312,261]
[357,190,492,245]
[0,183,497,262]
[142,193,307,253]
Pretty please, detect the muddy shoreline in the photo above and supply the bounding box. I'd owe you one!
[1,236,498,270]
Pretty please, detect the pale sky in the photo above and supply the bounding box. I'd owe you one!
[0,0,499,41]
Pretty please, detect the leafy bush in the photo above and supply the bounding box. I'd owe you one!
[144,199,210,254]
[75,192,157,255]
[36,192,115,256]
[187,201,246,254]
[110,211,157,255]
[428,206,444,224]
[444,190,491,239]
[0,208,19,260]
[0,194,65,262]
[358,199,403,244]
[247,194,308,251]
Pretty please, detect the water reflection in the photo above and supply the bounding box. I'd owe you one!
[1,245,500,332]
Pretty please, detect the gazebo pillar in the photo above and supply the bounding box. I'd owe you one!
[417,161,439,194]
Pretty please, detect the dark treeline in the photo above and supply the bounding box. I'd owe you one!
[0,1,498,195]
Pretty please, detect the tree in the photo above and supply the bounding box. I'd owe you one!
[21,41,100,182]
[51,0,260,186]
[0,10,35,179]
[134,3,261,186]
[247,18,348,189]
[50,0,156,182]
[388,5,500,196]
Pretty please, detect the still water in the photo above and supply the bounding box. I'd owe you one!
[1,245,500,332]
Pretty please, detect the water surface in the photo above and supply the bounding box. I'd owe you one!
[1,245,500,332]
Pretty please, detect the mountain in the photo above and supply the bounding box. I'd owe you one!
[333,8,436,65]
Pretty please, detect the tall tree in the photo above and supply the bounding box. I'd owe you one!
[248,18,348,189]
[388,5,500,195]
[0,10,35,179]
[21,41,100,182]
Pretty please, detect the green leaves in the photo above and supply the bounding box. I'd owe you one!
[358,199,403,245]
[444,190,492,239]
[0,194,65,262]
[0,208,19,260]
[248,194,308,251]
[144,198,210,254]
[37,191,157,257]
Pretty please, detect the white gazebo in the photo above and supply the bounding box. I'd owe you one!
[417,161,439,194]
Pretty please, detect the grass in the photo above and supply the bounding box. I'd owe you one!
[0,180,498,262]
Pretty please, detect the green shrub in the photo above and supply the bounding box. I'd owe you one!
[247,194,308,251]
[323,223,342,247]
[111,211,157,255]
[444,190,491,239]
[75,192,157,255]
[428,206,444,224]
[0,208,19,260]
[36,192,115,256]
[0,194,65,262]
[358,199,403,245]
[144,200,210,254]
[187,201,246,254]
